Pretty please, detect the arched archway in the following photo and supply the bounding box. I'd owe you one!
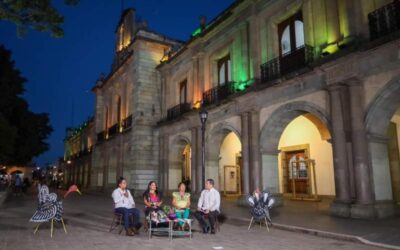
[206,122,241,192]
[260,101,333,197]
[169,135,192,191]
[365,77,400,203]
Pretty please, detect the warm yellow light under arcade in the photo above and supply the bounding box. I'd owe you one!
[219,132,242,192]
[278,115,335,196]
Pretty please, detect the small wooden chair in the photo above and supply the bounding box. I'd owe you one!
[109,211,124,234]
[203,213,220,232]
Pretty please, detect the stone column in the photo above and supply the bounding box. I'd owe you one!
[368,134,395,218]
[195,126,203,193]
[158,135,165,191]
[328,84,352,217]
[162,135,169,192]
[198,53,205,94]
[249,4,261,82]
[347,79,375,218]
[241,112,251,195]
[249,110,262,191]
[192,56,199,102]
[190,127,198,194]
[325,0,341,44]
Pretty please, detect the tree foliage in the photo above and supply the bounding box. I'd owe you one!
[0,0,79,37]
[0,45,53,165]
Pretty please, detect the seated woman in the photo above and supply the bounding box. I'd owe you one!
[143,181,164,225]
[172,182,191,230]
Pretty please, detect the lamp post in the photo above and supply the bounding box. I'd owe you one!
[199,107,208,189]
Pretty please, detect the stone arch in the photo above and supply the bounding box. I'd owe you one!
[259,101,332,194]
[364,76,400,203]
[205,121,241,189]
[169,134,191,190]
[260,101,331,153]
[365,76,400,137]
[206,122,241,161]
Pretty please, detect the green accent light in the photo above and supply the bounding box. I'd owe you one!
[191,27,202,37]
[233,79,254,92]
[322,44,339,55]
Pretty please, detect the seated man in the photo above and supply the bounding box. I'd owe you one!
[112,177,141,236]
[194,179,221,234]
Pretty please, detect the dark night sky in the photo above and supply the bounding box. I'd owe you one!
[0,0,234,166]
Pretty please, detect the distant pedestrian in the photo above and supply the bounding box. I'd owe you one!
[14,175,22,196]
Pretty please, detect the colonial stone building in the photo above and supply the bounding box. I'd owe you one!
[62,117,94,189]
[65,0,400,219]
[90,9,182,191]
[157,0,400,219]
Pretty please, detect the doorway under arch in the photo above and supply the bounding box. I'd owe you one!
[260,101,334,199]
[169,136,192,191]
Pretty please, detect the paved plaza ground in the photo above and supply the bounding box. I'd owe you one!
[0,190,389,250]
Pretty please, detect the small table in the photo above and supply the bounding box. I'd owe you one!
[147,218,192,240]
[169,218,192,240]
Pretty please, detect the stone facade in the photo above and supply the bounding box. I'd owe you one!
[64,1,400,219]
[89,9,182,192]
[157,0,400,219]
[62,117,95,189]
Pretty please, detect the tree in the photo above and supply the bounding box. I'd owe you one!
[0,45,53,165]
[0,0,79,38]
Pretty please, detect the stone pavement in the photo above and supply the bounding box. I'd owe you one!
[220,197,400,249]
[0,191,384,250]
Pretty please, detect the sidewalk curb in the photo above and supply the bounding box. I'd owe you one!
[229,216,400,250]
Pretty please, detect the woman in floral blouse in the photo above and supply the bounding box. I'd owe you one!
[172,182,191,230]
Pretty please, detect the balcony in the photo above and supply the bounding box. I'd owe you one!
[97,131,106,143]
[108,123,119,137]
[167,103,191,120]
[260,45,314,84]
[368,1,400,41]
[121,115,133,131]
[202,81,236,106]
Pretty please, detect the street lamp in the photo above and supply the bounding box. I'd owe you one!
[199,107,208,189]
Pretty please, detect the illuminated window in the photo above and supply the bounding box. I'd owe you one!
[118,24,124,51]
[218,55,231,85]
[278,12,304,56]
[179,80,187,104]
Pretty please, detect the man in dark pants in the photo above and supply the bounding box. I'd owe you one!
[194,179,221,234]
[112,177,142,236]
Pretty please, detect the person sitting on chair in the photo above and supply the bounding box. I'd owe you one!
[194,179,220,234]
[112,177,141,236]
[172,182,191,230]
[143,181,163,216]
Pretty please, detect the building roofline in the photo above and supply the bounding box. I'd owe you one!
[158,0,244,66]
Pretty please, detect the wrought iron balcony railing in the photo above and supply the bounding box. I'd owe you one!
[121,115,133,131]
[202,81,236,106]
[167,103,192,120]
[260,45,314,84]
[368,0,400,40]
[108,123,119,137]
[97,130,106,143]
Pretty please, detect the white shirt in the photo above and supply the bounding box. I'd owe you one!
[112,188,135,209]
[197,187,221,212]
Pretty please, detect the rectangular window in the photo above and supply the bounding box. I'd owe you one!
[218,55,231,85]
[179,80,187,104]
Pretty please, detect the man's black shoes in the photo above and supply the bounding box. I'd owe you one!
[202,226,210,234]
